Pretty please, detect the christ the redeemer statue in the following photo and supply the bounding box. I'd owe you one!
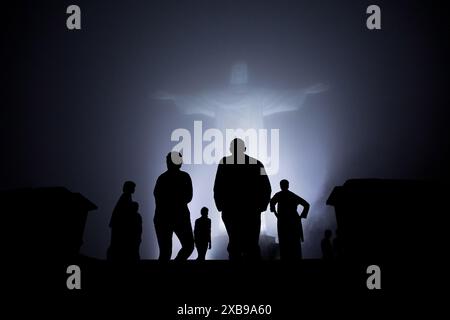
[155,62,328,130]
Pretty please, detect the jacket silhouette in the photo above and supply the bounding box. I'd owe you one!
[270,179,309,260]
[214,138,271,260]
[154,152,194,260]
[194,207,212,260]
[107,181,138,261]
[109,181,135,229]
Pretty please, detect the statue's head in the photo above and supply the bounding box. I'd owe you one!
[230,61,248,86]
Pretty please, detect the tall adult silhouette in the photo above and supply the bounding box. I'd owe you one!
[111,201,142,261]
[154,152,194,260]
[270,179,309,260]
[109,181,135,227]
[107,181,136,261]
[214,138,271,260]
[194,207,212,261]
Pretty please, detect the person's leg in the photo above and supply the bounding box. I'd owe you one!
[134,243,141,261]
[296,219,303,260]
[154,217,173,261]
[174,213,194,260]
[284,218,302,260]
[222,212,241,260]
[277,220,286,260]
[297,241,303,260]
[243,212,261,260]
[196,242,207,260]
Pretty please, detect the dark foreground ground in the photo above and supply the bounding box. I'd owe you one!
[3,179,447,315]
[7,258,434,318]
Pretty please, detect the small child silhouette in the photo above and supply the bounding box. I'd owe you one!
[194,207,212,261]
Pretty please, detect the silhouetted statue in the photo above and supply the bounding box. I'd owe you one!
[333,228,342,259]
[156,61,328,131]
[194,207,212,261]
[107,181,136,261]
[154,152,195,260]
[270,179,309,260]
[321,229,333,260]
[214,138,272,260]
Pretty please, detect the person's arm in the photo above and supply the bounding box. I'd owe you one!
[193,220,198,242]
[184,173,193,204]
[269,193,279,218]
[153,177,161,207]
[208,219,212,249]
[296,194,310,219]
[258,163,272,212]
[213,162,225,212]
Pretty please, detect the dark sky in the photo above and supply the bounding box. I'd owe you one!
[3,0,449,258]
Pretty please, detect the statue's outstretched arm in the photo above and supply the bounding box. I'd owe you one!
[262,83,329,117]
[154,92,216,118]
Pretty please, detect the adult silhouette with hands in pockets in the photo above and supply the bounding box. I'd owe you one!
[214,138,272,260]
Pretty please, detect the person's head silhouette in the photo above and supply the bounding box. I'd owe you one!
[324,229,332,239]
[230,138,246,155]
[280,179,289,191]
[201,207,209,217]
[123,181,136,194]
[166,151,183,170]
